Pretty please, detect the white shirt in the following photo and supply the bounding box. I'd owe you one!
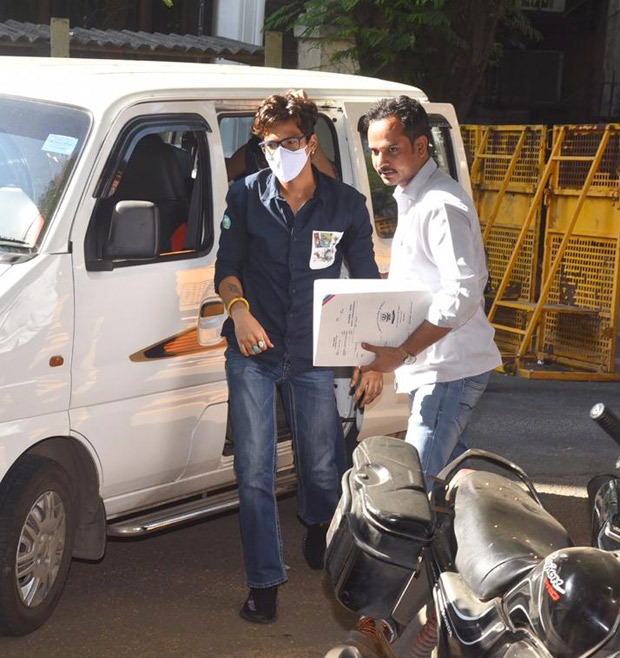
[389,158,502,393]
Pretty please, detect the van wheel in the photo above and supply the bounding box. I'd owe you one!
[0,455,75,636]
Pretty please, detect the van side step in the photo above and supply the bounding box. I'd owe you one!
[107,471,297,537]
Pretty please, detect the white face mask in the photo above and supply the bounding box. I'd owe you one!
[265,144,309,183]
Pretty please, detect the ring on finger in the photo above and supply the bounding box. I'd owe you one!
[258,340,266,349]
[252,345,261,354]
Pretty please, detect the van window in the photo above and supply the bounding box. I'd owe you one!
[359,115,457,239]
[219,113,340,182]
[86,115,212,270]
[0,97,90,257]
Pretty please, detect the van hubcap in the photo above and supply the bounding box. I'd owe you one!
[16,491,66,607]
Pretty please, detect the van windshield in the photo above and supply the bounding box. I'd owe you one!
[0,97,90,257]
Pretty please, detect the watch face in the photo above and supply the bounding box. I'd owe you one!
[403,355,416,366]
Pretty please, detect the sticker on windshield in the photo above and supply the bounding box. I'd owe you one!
[41,134,79,156]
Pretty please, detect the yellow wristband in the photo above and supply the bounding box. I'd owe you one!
[227,296,249,316]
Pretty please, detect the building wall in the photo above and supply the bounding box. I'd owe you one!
[212,0,264,46]
[471,0,611,124]
[601,0,620,118]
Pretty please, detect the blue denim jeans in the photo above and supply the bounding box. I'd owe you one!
[405,371,491,488]
[225,348,344,588]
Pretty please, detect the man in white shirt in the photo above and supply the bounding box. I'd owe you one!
[359,95,502,487]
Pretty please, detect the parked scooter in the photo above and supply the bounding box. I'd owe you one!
[324,403,620,658]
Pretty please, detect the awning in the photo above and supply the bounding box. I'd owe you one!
[0,19,264,65]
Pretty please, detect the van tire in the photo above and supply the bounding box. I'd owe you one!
[0,455,76,636]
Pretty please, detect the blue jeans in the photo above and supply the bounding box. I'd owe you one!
[405,372,491,487]
[225,348,344,588]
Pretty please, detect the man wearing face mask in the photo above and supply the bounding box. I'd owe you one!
[215,93,382,624]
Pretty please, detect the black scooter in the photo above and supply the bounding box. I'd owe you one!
[323,403,620,658]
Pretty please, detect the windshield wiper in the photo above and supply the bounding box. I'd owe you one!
[0,239,37,264]
[0,238,30,247]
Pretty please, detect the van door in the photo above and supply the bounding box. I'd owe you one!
[69,101,229,515]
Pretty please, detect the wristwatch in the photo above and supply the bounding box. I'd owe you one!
[398,345,417,366]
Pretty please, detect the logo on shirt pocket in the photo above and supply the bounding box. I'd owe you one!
[310,230,343,270]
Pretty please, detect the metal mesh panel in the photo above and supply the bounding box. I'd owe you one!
[494,307,529,354]
[541,234,618,370]
[484,225,536,300]
[554,124,620,191]
[461,125,481,163]
[476,128,545,315]
[482,127,546,186]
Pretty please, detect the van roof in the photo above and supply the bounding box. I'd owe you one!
[0,57,427,112]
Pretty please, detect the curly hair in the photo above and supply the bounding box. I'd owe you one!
[362,95,431,146]
[252,93,318,139]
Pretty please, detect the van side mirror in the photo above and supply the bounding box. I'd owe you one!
[104,200,160,261]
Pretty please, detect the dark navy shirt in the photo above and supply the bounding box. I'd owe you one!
[214,166,380,373]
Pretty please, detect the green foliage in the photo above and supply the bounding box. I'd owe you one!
[161,0,174,7]
[267,0,455,82]
[264,0,541,117]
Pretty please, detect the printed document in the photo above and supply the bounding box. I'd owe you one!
[313,279,431,366]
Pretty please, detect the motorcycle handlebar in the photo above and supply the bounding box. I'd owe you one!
[590,403,620,448]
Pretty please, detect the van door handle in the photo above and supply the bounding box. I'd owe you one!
[198,297,226,346]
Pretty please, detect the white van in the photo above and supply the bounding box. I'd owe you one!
[0,57,471,635]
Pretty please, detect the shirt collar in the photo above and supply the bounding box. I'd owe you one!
[260,165,327,205]
[262,169,280,202]
[393,157,437,205]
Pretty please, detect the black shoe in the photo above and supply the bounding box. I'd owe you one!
[302,523,328,570]
[239,586,277,624]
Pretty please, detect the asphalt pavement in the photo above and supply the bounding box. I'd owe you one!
[467,371,620,492]
[0,371,618,657]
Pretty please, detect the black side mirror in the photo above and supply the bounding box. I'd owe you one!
[104,200,160,261]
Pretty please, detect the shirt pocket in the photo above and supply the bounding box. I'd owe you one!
[309,230,344,270]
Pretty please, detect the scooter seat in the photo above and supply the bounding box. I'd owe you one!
[453,470,573,601]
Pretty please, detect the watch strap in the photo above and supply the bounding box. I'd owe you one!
[398,346,416,364]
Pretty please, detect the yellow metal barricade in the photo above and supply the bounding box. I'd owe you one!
[534,124,620,376]
[461,125,483,176]
[463,125,547,355]
[485,123,620,379]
